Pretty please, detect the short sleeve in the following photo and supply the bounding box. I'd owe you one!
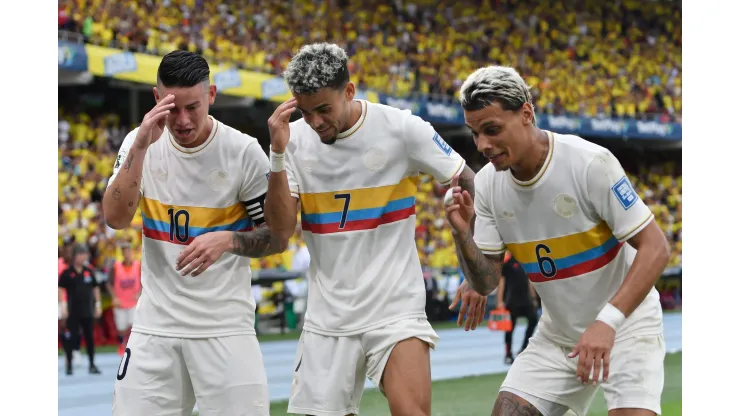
[285,148,300,199]
[107,129,143,194]
[586,150,654,242]
[238,140,271,226]
[403,111,465,185]
[472,173,507,255]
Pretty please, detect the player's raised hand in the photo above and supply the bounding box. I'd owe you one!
[444,175,475,236]
[568,320,616,385]
[133,94,176,150]
[175,231,232,277]
[268,97,297,153]
[449,279,488,331]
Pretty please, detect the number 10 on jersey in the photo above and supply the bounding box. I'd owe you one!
[168,208,190,243]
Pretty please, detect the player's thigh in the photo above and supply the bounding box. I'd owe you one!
[363,318,438,415]
[288,331,366,416]
[113,332,195,416]
[602,334,665,416]
[499,334,598,416]
[183,334,269,416]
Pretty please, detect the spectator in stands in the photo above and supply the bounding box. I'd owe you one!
[496,252,539,365]
[60,0,681,120]
[58,244,102,376]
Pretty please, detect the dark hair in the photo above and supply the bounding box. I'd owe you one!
[283,43,350,94]
[157,50,210,88]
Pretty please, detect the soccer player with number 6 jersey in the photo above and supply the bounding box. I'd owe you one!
[446,66,670,416]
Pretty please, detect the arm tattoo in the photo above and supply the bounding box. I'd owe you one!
[112,188,121,200]
[454,230,503,295]
[457,165,476,200]
[230,226,285,258]
[457,165,476,234]
[492,391,543,416]
[124,153,134,172]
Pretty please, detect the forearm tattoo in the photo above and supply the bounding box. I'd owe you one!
[455,230,502,295]
[230,226,284,258]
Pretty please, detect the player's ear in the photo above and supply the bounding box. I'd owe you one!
[208,83,217,105]
[521,102,534,126]
[344,82,355,102]
[153,87,160,102]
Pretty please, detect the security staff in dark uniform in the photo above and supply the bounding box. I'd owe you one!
[497,252,540,364]
[58,244,102,375]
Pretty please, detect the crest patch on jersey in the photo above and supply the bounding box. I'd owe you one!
[363,147,388,171]
[611,176,638,210]
[432,132,452,156]
[553,194,578,218]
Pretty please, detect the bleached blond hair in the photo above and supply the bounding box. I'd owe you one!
[459,66,536,125]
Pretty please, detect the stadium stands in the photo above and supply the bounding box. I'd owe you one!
[58,0,681,120]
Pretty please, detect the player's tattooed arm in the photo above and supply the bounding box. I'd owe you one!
[456,165,476,200]
[454,229,504,296]
[104,150,145,229]
[229,226,287,258]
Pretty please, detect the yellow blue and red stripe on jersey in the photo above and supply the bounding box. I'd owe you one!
[140,197,254,246]
[300,176,418,234]
[506,221,623,283]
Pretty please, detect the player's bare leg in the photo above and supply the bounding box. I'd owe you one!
[380,337,432,416]
[492,391,543,416]
[609,409,656,416]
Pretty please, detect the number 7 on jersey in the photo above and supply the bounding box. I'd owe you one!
[334,193,351,229]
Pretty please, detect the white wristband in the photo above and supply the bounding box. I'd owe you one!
[270,150,285,172]
[596,303,626,331]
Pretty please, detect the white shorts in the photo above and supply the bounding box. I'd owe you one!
[113,308,136,332]
[287,317,438,416]
[500,332,666,416]
[113,332,269,416]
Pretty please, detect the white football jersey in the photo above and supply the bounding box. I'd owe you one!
[473,131,663,347]
[285,100,466,336]
[108,117,269,338]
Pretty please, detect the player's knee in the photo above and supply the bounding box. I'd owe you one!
[492,391,542,416]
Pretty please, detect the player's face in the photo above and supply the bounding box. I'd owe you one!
[463,101,535,172]
[153,82,216,145]
[294,83,355,145]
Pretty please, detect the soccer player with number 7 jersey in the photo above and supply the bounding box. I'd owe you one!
[446,65,670,416]
[264,43,479,416]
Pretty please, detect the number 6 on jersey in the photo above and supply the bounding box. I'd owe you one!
[535,244,557,278]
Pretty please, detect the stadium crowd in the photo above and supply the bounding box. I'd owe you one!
[58,0,681,121]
